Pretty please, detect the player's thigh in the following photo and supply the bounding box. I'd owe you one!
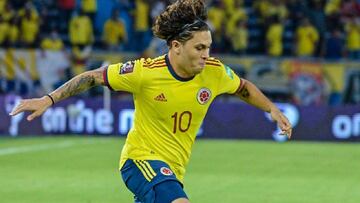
[153,180,188,203]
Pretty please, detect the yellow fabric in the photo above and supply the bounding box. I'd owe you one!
[325,0,341,15]
[106,55,241,182]
[102,19,126,45]
[226,9,247,35]
[3,49,15,79]
[230,26,248,51]
[0,22,9,43]
[0,0,5,13]
[253,0,271,19]
[28,49,39,80]
[1,9,15,22]
[266,23,284,56]
[134,0,149,31]
[20,18,39,43]
[323,64,345,92]
[18,9,39,21]
[223,0,235,15]
[208,7,226,31]
[69,15,94,45]
[81,0,97,12]
[345,22,360,51]
[296,25,319,56]
[40,38,64,51]
[268,4,288,20]
[8,24,18,43]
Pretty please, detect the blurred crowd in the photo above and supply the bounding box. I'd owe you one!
[0,0,359,59]
[0,0,359,104]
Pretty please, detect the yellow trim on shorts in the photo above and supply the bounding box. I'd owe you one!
[134,160,156,182]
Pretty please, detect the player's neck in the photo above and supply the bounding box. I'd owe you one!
[167,51,194,79]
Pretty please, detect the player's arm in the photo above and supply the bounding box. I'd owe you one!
[236,79,292,138]
[9,67,106,121]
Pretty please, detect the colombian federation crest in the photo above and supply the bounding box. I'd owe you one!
[160,167,173,176]
[197,88,211,105]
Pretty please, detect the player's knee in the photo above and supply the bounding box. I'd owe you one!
[172,198,190,203]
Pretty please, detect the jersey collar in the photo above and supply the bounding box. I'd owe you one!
[165,54,195,82]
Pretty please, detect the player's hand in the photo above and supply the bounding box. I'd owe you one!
[270,106,292,139]
[9,96,53,121]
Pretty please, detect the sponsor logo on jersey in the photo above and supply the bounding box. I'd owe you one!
[197,88,211,105]
[160,167,173,176]
[154,93,167,102]
[120,61,134,74]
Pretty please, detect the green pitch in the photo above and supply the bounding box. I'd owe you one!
[0,136,359,203]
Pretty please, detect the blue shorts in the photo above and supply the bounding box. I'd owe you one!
[120,159,188,203]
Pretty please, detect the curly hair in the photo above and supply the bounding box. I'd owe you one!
[152,0,209,46]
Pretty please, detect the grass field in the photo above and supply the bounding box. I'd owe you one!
[0,136,359,203]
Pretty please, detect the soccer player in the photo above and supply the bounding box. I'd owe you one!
[9,0,292,203]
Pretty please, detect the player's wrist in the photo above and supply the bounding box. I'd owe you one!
[43,94,55,106]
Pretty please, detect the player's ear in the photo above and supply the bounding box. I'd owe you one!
[171,40,181,55]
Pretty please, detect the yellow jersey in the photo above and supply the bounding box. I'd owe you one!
[104,55,241,182]
[296,25,319,56]
[266,23,284,56]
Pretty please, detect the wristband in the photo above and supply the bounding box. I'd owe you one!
[46,94,55,105]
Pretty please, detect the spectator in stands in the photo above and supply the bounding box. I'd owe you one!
[69,10,94,47]
[253,0,271,21]
[323,28,344,60]
[229,19,248,55]
[225,0,247,43]
[344,16,360,60]
[102,8,127,51]
[287,0,305,26]
[340,0,360,19]
[81,0,97,32]
[40,28,64,51]
[295,18,319,57]
[20,3,40,48]
[207,0,226,52]
[0,15,9,46]
[69,9,94,78]
[1,2,15,23]
[38,0,61,35]
[8,17,20,47]
[132,0,151,52]
[266,15,284,57]
[325,0,341,16]
[0,0,5,13]
[267,0,288,22]
[57,0,76,32]
[306,0,326,56]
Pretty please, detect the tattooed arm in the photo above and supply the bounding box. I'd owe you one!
[50,67,105,103]
[9,67,106,121]
[236,79,293,138]
[236,79,275,113]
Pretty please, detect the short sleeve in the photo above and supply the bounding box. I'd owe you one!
[103,60,143,93]
[217,63,242,95]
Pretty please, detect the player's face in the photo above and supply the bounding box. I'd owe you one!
[179,30,212,76]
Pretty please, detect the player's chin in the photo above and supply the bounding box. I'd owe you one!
[194,66,204,74]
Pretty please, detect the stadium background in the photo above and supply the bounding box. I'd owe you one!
[0,0,360,202]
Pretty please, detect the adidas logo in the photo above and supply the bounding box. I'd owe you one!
[154,93,167,102]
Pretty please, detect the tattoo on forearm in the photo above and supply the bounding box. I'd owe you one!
[53,74,96,102]
[240,87,250,98]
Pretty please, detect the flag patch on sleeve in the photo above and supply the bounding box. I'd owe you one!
[120,61,134,74]
[225,65,234,79]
